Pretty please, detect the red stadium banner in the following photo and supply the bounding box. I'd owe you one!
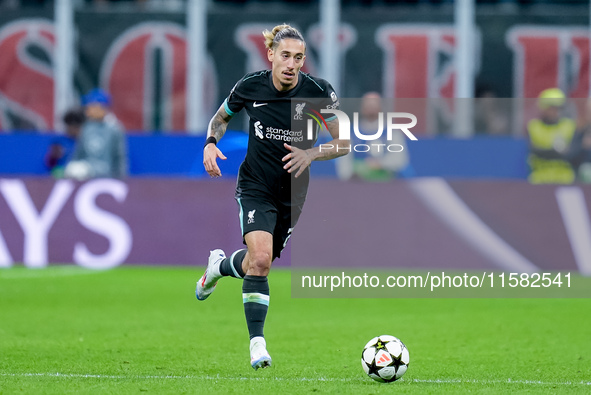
[0,19,55,131]
[0,5,589,133]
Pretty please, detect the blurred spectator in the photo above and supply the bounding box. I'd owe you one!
[527,88,576,184]
[569,98,591,183]
[474,84,510,135]
[350,92,410,181]
[64,89,127,180]
[44,108,85,178]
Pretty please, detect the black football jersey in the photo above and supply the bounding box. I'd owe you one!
[224,70,339,205]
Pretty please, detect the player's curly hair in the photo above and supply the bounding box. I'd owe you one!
[262,24,305,50]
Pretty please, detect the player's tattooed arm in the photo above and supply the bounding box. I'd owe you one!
[208,105,233,142]
[204,104,232,178]
[282,118,350,178]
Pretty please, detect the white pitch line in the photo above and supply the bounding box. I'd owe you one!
[1,373,590,386]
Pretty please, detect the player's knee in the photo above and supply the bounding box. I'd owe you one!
[247,250,272,275]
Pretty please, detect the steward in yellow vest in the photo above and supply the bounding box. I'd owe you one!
[527,88,576,184]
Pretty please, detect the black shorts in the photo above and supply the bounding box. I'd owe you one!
[236,194,303,259]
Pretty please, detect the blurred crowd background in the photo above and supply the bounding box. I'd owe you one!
[1,1,590,6]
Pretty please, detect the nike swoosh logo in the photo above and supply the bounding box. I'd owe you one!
[253,102,268,107]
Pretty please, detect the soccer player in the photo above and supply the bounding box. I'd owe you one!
[195,24,348,369]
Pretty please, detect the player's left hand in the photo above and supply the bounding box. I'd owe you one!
[282,143,312,178]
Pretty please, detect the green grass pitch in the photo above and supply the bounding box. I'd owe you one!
[1,266,590,394]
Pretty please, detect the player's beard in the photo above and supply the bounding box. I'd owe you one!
[280,70,297,89]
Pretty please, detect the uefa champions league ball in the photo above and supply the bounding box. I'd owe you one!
[361,335,410,383]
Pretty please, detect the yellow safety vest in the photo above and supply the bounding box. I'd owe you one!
[527,118,576,184]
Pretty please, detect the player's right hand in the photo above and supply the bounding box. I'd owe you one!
[203,143,227,178]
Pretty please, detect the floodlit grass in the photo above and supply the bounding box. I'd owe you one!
[0,266,590,394]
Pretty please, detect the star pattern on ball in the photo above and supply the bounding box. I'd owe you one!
[390,351,406,371]
[367,358,382,376]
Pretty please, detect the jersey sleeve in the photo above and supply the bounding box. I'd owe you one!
[222,81,246,117]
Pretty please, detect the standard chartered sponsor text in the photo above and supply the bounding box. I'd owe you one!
[266,126,303,142]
